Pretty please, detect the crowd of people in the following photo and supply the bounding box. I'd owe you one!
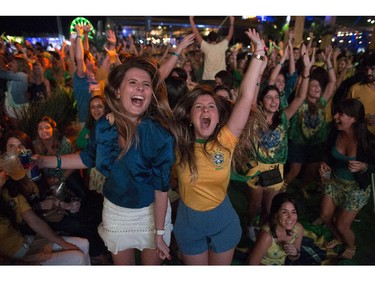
[1,16,375,266]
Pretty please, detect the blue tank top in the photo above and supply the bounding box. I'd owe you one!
[331,145,356,180]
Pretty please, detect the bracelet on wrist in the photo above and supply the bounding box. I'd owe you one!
[252,54,266,61]
[171,52,180,58]
[55,155,61,171]
[155,229,165,236]
[278,62,284,66]
[327,66,334,71]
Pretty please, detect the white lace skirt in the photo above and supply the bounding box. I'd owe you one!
[98,198,172,255]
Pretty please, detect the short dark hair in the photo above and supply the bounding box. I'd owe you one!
[207,31,218,43]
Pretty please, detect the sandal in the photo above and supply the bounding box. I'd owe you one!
[339,247,356,260]
[324,239,343,249]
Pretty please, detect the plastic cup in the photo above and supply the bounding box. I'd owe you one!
[0,152,26,180]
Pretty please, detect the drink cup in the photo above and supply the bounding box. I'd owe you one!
[0,152,26,180]
[19,149,41,181]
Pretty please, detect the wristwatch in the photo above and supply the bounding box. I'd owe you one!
[155,229,165,236]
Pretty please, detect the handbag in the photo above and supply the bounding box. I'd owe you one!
[258,165,283,187]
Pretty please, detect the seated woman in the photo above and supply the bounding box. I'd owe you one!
[247,192,304,265]
[33,115,86,200]
[0,159,90,265]
[3,129,110,264]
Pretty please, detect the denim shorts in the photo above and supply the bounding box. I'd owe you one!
[173,196,241,255]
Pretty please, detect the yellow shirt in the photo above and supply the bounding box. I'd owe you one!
[349,83,375,134]
[176,126,237,211]
[0,194,32,258]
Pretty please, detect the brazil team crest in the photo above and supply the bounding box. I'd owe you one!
[212,149,224,170]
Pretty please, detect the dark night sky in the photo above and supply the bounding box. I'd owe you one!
[0,16,106,38]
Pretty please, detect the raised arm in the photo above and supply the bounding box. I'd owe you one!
[225,16,235,42]
[227,28,266,138]
[82,24,92,51]
[268,42,289,85]
[253,56,268,105]
[74,24,86,78]
[159,33,195,80]
[189,16,203,45]
[285,44,313,120]
[321,45,337,102]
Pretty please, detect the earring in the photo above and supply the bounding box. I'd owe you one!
[116,95,120,99]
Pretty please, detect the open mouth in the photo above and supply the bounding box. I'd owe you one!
[131,95,145,106]
[201,116,211,129]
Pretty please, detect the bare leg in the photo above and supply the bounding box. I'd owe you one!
[284,162,302,187]
[141,248,163,265]
[320,194,341,242]
[300,162,320,192]
[111,249,135,265]
[208,248,235,265]
[181,250,208,265]
[246,187,263,226]
[260,188,280,225]
[335,209,358,250]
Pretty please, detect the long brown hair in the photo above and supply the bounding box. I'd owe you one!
[33,116,63,155]
[105,55,176,158]
[173,85,232,181]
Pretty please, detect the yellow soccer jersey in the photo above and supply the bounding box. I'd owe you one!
[176,126,237,211]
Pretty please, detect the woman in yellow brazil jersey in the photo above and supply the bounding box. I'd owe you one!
[172,28,266,265]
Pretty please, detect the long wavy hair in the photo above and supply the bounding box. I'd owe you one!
[105,55,176,158]
[33,116,63,155]
[173,84,232,181]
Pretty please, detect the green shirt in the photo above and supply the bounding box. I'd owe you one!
[289,97,329,145]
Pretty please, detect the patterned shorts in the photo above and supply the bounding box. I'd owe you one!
[323,176,371,211]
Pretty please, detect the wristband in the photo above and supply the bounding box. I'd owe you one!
[55,155,61,171]
[155,229,165,236]
[171,52,180,58]
[278,62,284,66]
